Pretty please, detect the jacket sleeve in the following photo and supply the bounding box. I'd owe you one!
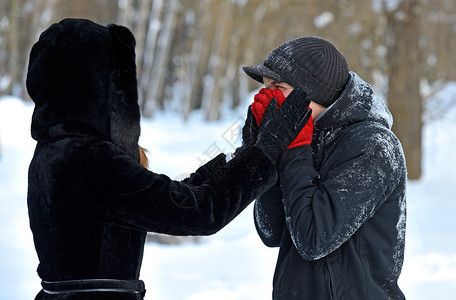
[82,142,278,236]
[278,130,406,260]
[253,183,285,247]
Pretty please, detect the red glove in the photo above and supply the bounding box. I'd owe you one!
[251,88,285,126]
[251,88,313,148]
[287,114,313,148]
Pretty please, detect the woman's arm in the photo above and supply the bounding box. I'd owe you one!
[83,142,277,236]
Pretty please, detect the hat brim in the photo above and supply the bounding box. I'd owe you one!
[242,65,283,84]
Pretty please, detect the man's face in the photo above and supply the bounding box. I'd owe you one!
[263,77,294,98]
[262,76,325,120]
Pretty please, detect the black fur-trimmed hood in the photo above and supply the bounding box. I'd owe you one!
[26,18,141,161]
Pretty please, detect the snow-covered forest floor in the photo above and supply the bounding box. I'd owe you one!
[1,84,455,299]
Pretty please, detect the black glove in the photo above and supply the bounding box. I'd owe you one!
[255,88,312,164]
[242,106,258,146]
[234,106,258,156]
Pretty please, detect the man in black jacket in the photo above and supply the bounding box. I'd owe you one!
[242,36,407,299]
[26,19,312,299]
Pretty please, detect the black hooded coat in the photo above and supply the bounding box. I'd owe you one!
[26,19,278,299]
[254,72,407,299]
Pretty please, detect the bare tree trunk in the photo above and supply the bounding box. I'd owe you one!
[180,0,210,119]
[138,0,164,111]
[117,0,136,28]
[224,11,244,109]
[134,0,153,80]
[21,0,59,100]
[202,0,233,121]
[143,0,179,117]
[385,0,422,179]
[183,0,220,118]
[4,0,20,96]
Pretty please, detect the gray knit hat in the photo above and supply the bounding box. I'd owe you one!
[243,36,349,107]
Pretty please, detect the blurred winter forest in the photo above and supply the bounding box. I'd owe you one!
[1,0,456,179]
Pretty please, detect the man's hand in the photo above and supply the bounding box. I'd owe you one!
[239,88,285,149]
[255,88,312,164]
[251,88,285,126]
[251,88,314,148]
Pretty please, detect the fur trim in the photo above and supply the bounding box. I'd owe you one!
[108,24,141,162]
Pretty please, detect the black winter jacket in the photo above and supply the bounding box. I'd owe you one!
[254,72,407,299]
[26,19,278,299]
[28,126,276,299]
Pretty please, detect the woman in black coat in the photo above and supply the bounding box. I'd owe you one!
[26,19,311,299]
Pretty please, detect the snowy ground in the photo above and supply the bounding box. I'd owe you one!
[1,86,455,299]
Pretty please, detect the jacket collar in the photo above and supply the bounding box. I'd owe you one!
[314,72,393,131]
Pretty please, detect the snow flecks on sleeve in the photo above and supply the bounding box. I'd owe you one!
[368,128,407,183]
[389,190,407,282]
[254,200,275,239]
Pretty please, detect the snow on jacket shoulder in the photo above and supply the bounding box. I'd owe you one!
[255,72,407,299]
